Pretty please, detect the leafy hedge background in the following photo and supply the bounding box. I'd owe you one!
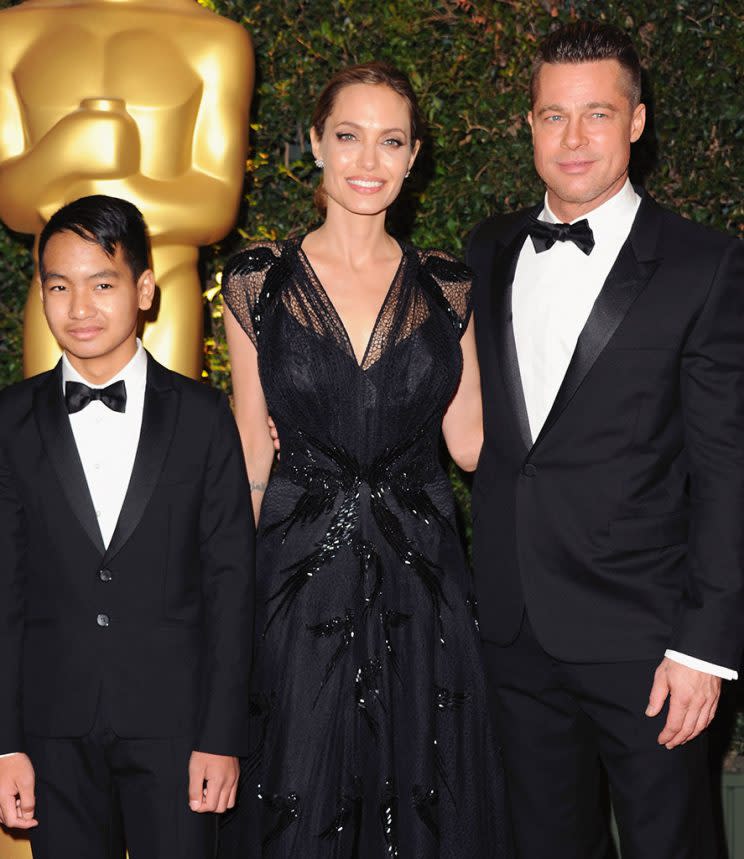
[1,0,743,759]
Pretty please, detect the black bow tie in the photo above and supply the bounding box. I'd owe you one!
[528,217,595,255]
[65,380,127,414]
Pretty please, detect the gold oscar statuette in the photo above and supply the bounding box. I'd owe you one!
[0,0,254,380]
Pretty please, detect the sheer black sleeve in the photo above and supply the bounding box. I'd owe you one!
[418,248,474,339]
[221,241,284,347]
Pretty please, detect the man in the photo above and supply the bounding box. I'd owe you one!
[467,21,744,858]
[0,195,255,859]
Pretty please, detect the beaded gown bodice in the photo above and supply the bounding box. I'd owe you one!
[220,239,507,858]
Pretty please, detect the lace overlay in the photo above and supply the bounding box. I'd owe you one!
[219,239,508,859]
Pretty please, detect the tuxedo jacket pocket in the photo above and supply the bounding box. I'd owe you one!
[609,511,688,550]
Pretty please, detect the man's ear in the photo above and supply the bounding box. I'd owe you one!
[630,103,646,143]
[137,269,156,312]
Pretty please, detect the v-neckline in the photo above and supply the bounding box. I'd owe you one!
[296,237,407,369]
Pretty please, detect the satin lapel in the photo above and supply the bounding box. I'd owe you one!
[33,362,105,555]
[531,221,661,452]
[103,357,179,562]
[491,217,537,451]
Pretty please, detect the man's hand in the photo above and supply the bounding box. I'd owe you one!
[268,415,280,455]
[0,753,37,829]
[187,751,239,814]
[646,657,721,749]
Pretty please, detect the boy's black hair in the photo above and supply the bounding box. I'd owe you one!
[39,194,150,280]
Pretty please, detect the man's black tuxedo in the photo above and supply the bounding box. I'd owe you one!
[468,191,744,668]
[467,191,744,858]
[0,355,255,757]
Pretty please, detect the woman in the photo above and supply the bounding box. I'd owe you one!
[219,62,508,857]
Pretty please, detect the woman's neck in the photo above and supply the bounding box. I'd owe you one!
[306,205,399,268]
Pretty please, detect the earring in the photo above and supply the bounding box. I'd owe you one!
[315,158,324,169]
[405,170,411,178]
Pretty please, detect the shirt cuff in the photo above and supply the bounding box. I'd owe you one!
[0,752,21,758]
[665,649,738,680]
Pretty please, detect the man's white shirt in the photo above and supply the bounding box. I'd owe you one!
[511,178,736,681]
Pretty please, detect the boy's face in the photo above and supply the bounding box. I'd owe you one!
[40,230,154,380]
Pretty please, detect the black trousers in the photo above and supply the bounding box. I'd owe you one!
[482,614,714,859]
[26,699,217,859]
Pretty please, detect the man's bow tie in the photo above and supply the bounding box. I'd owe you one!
[65,380,127,414]
[528,217,595,255]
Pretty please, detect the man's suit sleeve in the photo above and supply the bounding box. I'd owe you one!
[195,392,256,757]
[0,417,27,754]
[465,220,493,317]
[465,220,487,275]
[675,237,744,668]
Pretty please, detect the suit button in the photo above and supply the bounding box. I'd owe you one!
[97,613,110,628]
[98,569,112,583]
[522,463,537,477]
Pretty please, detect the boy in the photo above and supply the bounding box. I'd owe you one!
[0,195,255,858]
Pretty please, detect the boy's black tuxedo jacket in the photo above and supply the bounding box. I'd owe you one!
[467,191,744,668]
[0,355,255,756]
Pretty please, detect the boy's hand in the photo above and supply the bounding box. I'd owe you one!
[268,415,280,454]
[187,751,239,814]
[0,753,38,829]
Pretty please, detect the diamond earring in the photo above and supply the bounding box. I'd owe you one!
[314,158,324,169]
[405,170,411,178]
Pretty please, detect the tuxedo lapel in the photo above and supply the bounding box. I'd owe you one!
[491,209,540,451]
[531,195,662,451]
[104,357,179,562]
[34,363,106,555]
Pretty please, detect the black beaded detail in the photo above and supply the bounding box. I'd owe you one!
[264,426,448,642]
[318,776,363,850]
[466,592,480,632]
[264,485,360,634]
[381,608,412,682]
[258,789,301,847]
[434,685,470,711]
[307,611,355,707]
[412,784,440,841]
[355,655,385,737]
[380,778,399,857]
[356,539,383,611]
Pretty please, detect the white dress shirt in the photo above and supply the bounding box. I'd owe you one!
[62,341,147,548]
[0,343,148,758]
[511,179,736,681]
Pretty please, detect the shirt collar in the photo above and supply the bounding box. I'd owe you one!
[541,178,641,247]
[62,339,148,392]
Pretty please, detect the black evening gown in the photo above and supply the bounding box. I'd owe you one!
[218,238,508,858]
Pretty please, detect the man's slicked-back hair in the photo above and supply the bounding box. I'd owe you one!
[39,194,150,280]
[530,21,642,108]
